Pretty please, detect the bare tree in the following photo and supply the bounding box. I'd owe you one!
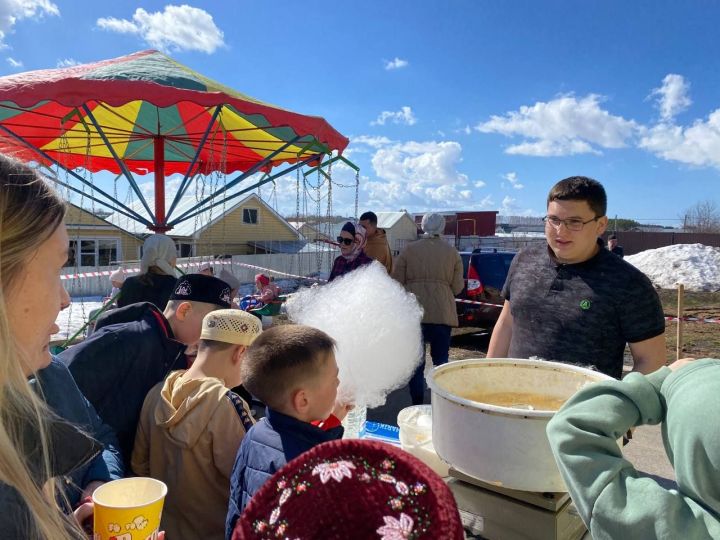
[681,200,720,233]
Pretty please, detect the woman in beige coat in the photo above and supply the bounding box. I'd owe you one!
[392,213,464,404]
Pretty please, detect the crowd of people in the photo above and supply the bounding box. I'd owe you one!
[0,152,717,540]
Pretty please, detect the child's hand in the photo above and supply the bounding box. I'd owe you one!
[669,357,696,372]
[332,401,355,422]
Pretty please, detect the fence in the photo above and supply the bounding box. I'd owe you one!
[603,232,720,256]
[62,251,337,296]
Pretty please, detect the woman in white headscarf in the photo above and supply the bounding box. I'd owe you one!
[392,213,464,405]
[117,234,178,310]
[328,221,373,282]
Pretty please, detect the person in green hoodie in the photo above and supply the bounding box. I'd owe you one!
[547,358,720,539]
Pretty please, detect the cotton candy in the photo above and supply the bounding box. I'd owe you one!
[286,262,424,408]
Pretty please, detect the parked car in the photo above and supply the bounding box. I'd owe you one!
[456,249,515,328]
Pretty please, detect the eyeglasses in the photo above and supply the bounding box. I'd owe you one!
[336,236,354,246]
[543,215,601,232]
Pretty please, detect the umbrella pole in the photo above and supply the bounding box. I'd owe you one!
[153,136,169,232]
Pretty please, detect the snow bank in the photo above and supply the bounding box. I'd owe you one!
[625,243,720,292]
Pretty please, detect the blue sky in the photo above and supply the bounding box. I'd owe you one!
[2,1,719,225]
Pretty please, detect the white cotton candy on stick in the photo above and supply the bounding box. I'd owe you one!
[285,262,424,408]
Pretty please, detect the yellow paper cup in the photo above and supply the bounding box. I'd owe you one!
[92,477,167,540]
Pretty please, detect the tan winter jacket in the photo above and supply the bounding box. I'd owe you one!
[365,228,393,273]
[392,237,464,326]
[132,370,253,540]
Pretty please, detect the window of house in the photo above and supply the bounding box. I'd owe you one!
[177,243,194,257]
[65,238,119,267]
[98,239,118,266]
[243,208,258,224]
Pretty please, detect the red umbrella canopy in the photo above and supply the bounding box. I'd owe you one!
[0,49,348,176]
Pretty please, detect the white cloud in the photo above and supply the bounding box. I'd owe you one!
[503,172,524,190]
[476,94,639,156]
[56,58,79,68]
[639,109,720,169]
[6,56,21,67]
[501,195,518,213]
[650,74,691,122]
[364,139,494,210]
[0,0,59,47]
[351,135,393,148]
[478,194,495,208]
[96,5,224,54]
[384,57,408,70]
[371,106,417,126]
[474,180,486,188]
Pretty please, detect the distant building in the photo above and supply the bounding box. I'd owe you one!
[375,211,420,255]
[64,204,144,268]
[495,215,545,234]
[106,193,303,257]
[413,211,498,237]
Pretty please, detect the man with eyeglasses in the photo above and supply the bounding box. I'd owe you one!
[487,176,666,378]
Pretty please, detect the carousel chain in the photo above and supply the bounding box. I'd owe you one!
[354,168,360,219]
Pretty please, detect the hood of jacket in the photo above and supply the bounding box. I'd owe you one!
[661,358,720,515]
[154,370,230,449]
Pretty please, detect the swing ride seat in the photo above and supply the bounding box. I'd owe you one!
[249,295,287,317]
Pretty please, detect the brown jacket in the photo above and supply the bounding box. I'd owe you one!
[365,228,393,273]
[132,371,253,540]
[392,237,464,326]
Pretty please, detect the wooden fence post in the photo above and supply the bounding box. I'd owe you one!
[676,283,685,360]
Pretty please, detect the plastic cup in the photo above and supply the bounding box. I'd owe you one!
[92,477,167,540]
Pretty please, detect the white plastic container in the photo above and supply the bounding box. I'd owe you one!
[397,405,449,477]
[427,358,613,492]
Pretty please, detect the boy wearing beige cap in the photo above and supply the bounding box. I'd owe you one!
[131,309,261,540]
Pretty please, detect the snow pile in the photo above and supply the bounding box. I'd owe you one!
[285,262,424,408]
[626,243,720,292]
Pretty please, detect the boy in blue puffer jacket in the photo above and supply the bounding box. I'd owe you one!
[225,325,352,539]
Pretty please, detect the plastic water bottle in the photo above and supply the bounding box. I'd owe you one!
[342,405,367,439]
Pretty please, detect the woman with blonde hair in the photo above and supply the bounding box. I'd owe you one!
[0,154,106,538]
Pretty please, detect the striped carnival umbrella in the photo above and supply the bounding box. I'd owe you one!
[0,49,349,231]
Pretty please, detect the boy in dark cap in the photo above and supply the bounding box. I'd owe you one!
[59,273,233,463]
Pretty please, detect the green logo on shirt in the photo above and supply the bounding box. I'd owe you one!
[580,299,592,310]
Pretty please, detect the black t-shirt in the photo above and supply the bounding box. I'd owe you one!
[502,241,665,378]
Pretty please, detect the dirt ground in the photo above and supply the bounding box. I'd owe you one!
[448,289,720,363]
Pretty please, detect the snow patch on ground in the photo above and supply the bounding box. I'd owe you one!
[626,243,720,292]
[53,297,104,342]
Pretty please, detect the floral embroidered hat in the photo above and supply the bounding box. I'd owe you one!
[233,439,464,540]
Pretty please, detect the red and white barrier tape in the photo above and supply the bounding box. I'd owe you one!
[61,260,325,283]
[665,315,720,325]
[455,298,504,309]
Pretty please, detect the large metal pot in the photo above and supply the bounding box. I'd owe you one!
[427,358,613,492]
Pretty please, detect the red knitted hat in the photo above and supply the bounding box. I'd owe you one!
[233,439,464,540]
[255,273,270,287]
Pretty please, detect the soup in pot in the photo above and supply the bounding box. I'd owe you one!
[460,391,567,411]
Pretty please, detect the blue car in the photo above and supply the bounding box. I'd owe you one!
[456,249,516,328]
